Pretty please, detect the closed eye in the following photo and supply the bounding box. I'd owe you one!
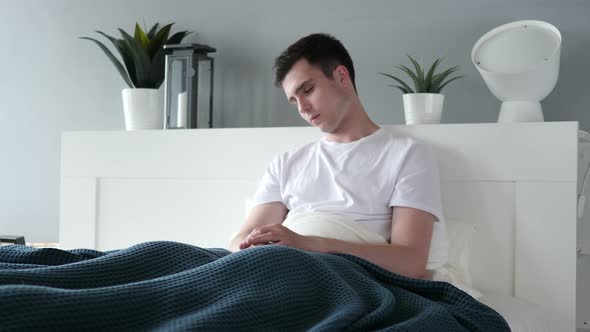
[287,80,314,105]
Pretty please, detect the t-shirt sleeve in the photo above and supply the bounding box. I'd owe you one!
[251,155,283,206]
[389,142,444,222]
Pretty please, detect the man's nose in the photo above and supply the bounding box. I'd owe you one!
[298,99,311,114]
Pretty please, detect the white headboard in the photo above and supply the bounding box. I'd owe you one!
[59,122,577,329]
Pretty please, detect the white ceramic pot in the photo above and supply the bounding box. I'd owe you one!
[121,88,163,130]
[402,93,444,125]
[498,100,544,122]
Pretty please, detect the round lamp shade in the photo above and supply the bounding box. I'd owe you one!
[472,20,561,122]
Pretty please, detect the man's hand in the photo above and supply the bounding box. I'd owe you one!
[239,224,316,251]
[229,202,288,252]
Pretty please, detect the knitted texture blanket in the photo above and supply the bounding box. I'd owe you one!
[0,241,509,331]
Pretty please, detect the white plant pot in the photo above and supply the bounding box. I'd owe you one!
[402,93,444,125]
[121,88,163,130]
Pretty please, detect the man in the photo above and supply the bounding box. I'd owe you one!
[229,33,443,279]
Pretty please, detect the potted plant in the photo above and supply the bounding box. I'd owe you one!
[380,56,463,125]
[81,23,190,130]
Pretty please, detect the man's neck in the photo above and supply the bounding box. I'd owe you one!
[324,103,380,143]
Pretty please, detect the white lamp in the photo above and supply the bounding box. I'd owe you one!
[472,20,562,122]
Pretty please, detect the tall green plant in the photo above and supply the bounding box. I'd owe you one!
[81,23,191,89]
[380,55,463,94]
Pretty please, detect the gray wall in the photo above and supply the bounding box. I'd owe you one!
[1,0,589,242]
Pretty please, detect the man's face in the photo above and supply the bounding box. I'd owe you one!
[282,59,350,133]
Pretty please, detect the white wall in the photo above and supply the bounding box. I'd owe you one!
[0,0,589,242]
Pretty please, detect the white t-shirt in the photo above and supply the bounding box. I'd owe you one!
[252,127,444,242]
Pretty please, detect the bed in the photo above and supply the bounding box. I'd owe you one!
[53,122,578,330]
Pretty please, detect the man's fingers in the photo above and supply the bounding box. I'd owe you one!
[246,232,276,246]
[240,229,262,249]
[246,228,260,238]
[239,225,285,250]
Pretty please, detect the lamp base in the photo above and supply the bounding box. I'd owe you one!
[498,101,544,122]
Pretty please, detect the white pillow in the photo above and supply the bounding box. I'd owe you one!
[446,219,476,285]
[427,216,449,270]
[282,212,388,244]
[429,219,481,298]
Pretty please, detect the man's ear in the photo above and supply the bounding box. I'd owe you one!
[335,65,349,84]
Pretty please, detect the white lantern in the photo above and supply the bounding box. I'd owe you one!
[163,43,216,129]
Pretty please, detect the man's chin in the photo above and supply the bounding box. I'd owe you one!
[310,121,335,134]
[317,125,331,133]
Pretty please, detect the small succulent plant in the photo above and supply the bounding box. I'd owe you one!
[81,23,191,89]
[380,55,463,94]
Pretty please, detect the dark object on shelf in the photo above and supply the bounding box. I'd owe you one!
[164,43,216,129]
[0,235,25,246]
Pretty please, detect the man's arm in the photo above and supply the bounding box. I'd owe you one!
[239,206,434,279]
[228,202,288,252]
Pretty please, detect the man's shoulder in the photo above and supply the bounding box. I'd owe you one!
[377,127,422,149]
[269,140,319,165]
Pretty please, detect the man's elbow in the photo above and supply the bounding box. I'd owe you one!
[404,253,429,279]
[397,263,426,279]
[228,232,246,252]
[407,267,427,279]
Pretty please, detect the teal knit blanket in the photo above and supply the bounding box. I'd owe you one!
[0,241,509,331]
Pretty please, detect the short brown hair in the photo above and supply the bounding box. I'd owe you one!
[273,33,356,91]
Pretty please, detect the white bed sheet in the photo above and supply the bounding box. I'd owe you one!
[478,293,568,332]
